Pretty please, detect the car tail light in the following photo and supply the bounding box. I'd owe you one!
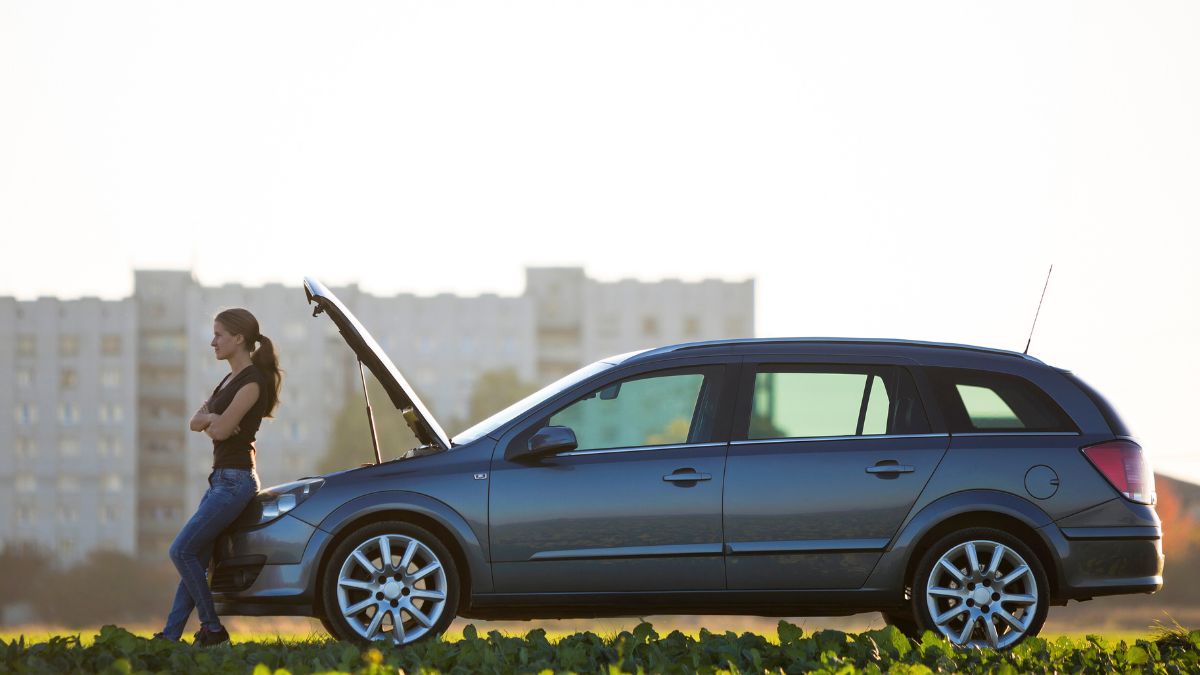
[1082,440,1156,505]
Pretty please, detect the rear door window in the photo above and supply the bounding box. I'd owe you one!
[928,367,1076,433]
[746,365,930,440]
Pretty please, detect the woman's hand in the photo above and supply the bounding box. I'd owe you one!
[204,383,258,441]
[189,400,213,432]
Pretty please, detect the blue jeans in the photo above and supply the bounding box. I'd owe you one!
[162,467,260,639]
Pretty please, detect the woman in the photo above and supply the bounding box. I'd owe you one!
[155,308,282,646]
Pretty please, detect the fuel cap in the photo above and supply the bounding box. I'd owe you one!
[1025,465,1060,500]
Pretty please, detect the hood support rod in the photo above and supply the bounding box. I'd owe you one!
[358,361,383,465]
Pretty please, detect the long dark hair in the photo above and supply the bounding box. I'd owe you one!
[214,308,282,417]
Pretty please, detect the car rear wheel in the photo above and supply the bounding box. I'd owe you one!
[911,527,1048,650]
[320,521,459,645]
[881,609,920,640]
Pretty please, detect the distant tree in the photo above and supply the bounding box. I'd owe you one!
[32,550,176,627]
[318,374,421,474]
[0,542,52,606]
[467,368,538,425]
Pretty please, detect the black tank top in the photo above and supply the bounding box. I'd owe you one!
[208,364,268,470]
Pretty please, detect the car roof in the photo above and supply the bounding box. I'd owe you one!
[618,337,1045,365]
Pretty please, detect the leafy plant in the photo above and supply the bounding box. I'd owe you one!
[1,621,1197,674]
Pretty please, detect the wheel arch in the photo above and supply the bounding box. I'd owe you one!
[310,490,491,618]
[867,490,1067,604]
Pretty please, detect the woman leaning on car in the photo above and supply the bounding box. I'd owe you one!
[153,308,282,646]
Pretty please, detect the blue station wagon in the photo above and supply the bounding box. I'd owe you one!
[210,278,1163,650]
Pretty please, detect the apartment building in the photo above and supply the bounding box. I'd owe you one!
[0,297,137,565]
[1,267,753,563]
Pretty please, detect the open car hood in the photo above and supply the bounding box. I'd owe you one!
[303,277,452,452]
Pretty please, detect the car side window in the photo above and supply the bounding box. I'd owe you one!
[747,365,930,440]
[928,367,1076,433]
[547,367,721,451]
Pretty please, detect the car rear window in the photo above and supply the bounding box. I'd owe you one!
[746,365,931,440]
[928,367,1077,433]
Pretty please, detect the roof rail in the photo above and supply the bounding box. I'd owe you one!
[639,337,1044,363]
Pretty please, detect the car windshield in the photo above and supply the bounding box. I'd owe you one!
[452,360,614,445]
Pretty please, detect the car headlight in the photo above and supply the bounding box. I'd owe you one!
[256,477,324,524]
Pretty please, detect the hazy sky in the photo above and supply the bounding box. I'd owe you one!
[2,2,1197,482]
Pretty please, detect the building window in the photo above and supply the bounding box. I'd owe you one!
[99,505,119,524]
[99,403,124,424]
[57,403,81,426]
[101,334,122,355]
[14,437,36,459]
[58,475,79,492]
[57,505,79,523]
[59,437,80,457]
[724,316,747,337]
[14,404,37,426]
[683,316,701,339]
[58,538,74,559]
[59,334,80,357]
[16,504,36,526]
[15,474,37,492]
[101,368,121,388]
[60,368,78,390]
[16,368,33,387]
[104,474,122,492]
[16,334,36,357]
[99,437,124,457]
[641,316,659,338]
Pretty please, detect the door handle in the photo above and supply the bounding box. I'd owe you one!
[866,464,914,474]
[663,472,712,482]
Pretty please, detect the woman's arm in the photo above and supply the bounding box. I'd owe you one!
[205,382,260,441]
[189,400,212,432]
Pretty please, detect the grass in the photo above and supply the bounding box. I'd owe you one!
[0,626,1165,648]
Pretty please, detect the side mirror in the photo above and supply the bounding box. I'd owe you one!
[522,425,578,459]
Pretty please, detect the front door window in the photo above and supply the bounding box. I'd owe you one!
[549,368,719,451]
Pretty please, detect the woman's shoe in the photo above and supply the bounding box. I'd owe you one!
[151,632,178,642]
[192,625,231,646]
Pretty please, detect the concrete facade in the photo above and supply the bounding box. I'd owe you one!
[0,297,138,565]
[1,267,753,564]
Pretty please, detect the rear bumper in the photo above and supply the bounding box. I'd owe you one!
[1052,525,1163,601]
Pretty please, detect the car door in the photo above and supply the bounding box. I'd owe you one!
[723,356,949,590]
[488,361,733,593]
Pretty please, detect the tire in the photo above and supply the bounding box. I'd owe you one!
[317,613,339,640]
[881,609,921,640]
[910,527,1048,650]
[320,520,460,645]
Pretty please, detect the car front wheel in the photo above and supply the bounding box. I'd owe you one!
[911,527,1048,650]
[321,521,459,645]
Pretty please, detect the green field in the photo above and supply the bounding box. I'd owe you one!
[3,622,1198,674]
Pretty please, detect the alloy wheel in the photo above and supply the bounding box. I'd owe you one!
[924,539,1039,649]
[335,533,449,645]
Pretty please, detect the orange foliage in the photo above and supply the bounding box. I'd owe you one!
[1156,479,1197,559]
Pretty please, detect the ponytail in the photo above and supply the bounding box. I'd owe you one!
[251,334,282,417]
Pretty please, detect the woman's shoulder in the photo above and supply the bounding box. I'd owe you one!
[244,364,269,386]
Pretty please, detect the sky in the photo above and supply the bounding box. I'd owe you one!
[1,1,1198,482]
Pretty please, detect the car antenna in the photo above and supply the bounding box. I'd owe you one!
[357,361,384,465]
[1024,264,1053,355]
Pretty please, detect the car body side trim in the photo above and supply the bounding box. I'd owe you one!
[1059,526,1162,540]
[730,433,948,446]
[557,442,725,457]
[951,432,1082,437]
[724,539,891,555]
[529,543,724,561]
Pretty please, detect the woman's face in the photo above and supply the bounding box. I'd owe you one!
[211,321,246,360]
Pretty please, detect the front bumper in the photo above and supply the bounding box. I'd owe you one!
[211,513,331,617]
